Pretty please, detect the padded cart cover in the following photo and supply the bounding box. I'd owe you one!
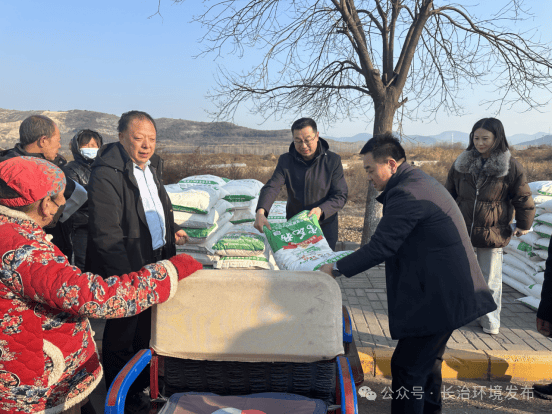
[151,270,343,363]
[159,392,327,414]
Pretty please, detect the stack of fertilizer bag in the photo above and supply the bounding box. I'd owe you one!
[263,210,353,271]
[502,180,552,310]
[212,178,279,270]
[167,175,279,270]
[166,175,234,268]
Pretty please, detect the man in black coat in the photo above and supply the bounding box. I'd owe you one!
[0,115,87,258]
[85,111,188,407]
[320,133,496,414]
[254,118,348,250]
[533,237,551,399]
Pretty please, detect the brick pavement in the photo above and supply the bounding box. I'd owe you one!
[334,260,551,353]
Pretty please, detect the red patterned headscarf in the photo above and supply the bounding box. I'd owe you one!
[0,156,66,207]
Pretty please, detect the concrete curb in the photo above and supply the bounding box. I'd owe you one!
[358,347,552,382]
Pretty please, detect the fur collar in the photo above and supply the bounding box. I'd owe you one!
[454,148,511,178]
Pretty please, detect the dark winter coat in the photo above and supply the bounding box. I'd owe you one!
[85,142,179,278]
[445,149,535,249]
[336,163,497,339]
[256,137,348,226]
[0,144,76,258]
[537,237,551,324]
[62,133,104,229]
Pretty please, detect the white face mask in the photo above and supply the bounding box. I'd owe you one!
[80,148,99,159]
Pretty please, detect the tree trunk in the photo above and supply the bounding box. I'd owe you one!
[360,96,396,245]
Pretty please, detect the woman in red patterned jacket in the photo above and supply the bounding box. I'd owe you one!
[0,157,202,414]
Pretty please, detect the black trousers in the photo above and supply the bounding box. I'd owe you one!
[390,331,453,414]
[102,308,152,395]
[320,214,339,251]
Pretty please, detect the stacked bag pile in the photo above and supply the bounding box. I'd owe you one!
[167,175,279,270]
[502,180,552,310]
[166,175,234,267]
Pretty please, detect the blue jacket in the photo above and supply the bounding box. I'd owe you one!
[337,163,496,339]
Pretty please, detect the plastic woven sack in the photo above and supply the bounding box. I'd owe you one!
[183,211,232,244]
[168,185,226,214]
[528,181,552,196]
[178,174,230,189]
[516,296,540,311]
[535,213,552,227]
[535,237,550,250]
[532,272,545,285]
[503,253,538,277]
[537,199,552,213]
[502,264,535,286]
[502,274,532,297]
[507,239,533,254]
[222,179,264,202]
[230,197,258,224]
[533,223,552,239]
[268,201,288,224]
[212,224,266,257]
[174,199,233,228]
[263,210,352,271]
[527,283,543,299]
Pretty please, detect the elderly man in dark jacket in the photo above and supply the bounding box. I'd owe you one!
[0,115,87,258]
[320,133,496,414]
[85,111,188,410]
[254,118,348,250]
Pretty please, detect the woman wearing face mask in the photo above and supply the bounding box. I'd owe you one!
[445,118,535,335]
[63,129,103,271]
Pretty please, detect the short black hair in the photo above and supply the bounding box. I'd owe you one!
[118,111,157,134]
[467,118,510,153]
[74,129,103,148]
[291,118,317,133]
[19,115,56,146]
[360,133,406,163]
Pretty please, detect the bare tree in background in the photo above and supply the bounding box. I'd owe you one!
[156,0,551,244]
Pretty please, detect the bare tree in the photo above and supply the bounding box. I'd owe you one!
[158,0,551,244]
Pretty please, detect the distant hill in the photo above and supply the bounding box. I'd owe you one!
[0,108,549,151]
[0,108,294,151]
[513,134,552,149]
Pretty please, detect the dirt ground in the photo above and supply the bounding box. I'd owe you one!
[357,377,552,414]
[339,203,366,244]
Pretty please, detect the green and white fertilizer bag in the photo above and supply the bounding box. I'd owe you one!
[528,181,552,196]
[178,174,230,189]
[174,199,233,228]
[222,179,264,203]
[230,197,259,224]
[263,210,353,271]
[168,185,227,214]
[516,296,540,311]
[212,224,266,257]
[535,212,552,227]
[267,201,287,224]
[182,210,233,244]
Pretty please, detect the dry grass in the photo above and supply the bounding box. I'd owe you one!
[159,145,551,205]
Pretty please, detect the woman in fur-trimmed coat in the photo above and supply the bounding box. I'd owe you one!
[445,118,535,335]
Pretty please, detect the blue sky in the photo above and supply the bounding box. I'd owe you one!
[0,0,551,137]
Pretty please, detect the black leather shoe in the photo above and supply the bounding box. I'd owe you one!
[533,383,552,400]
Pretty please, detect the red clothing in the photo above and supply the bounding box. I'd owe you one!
[0,205,186,413]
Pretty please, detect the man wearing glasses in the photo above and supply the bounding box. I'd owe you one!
[254,118,348,249]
